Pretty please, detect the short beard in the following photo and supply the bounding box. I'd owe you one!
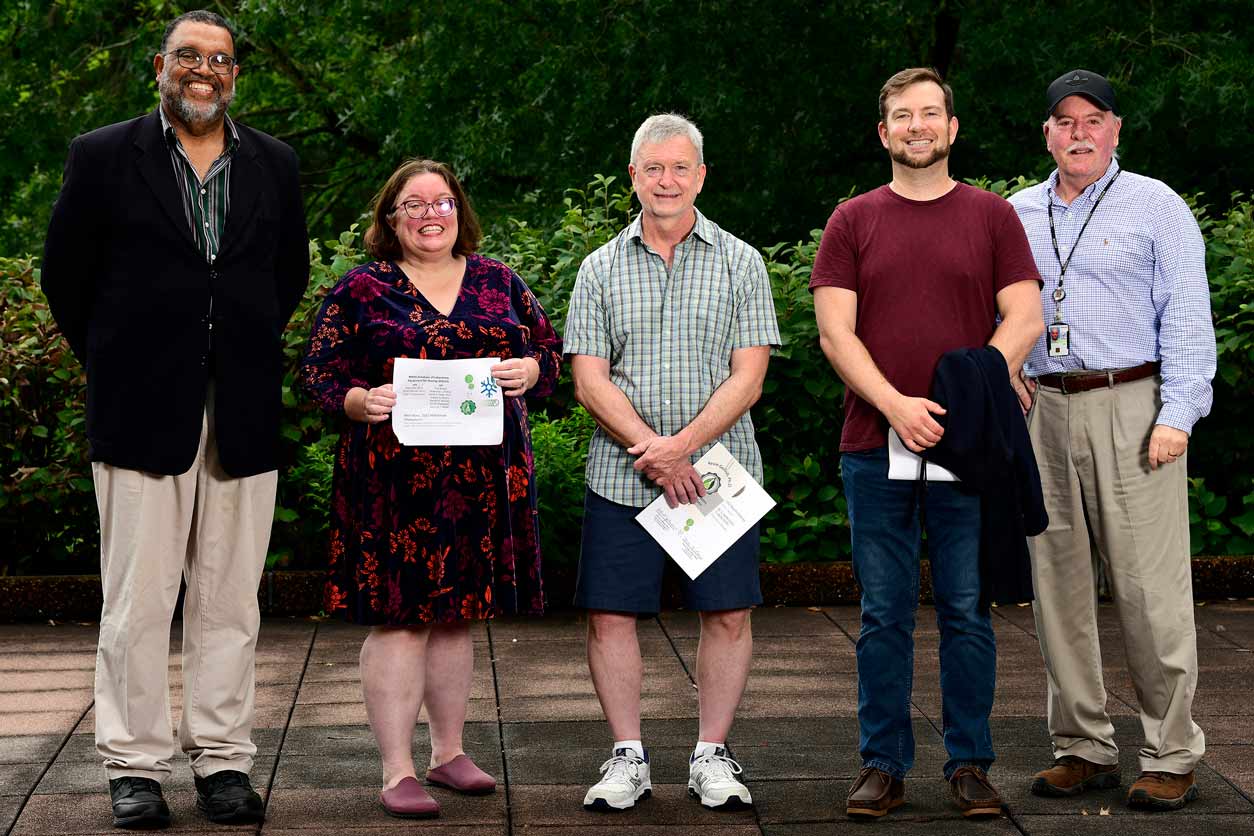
[159,66,233,132]
[889,141,950,170]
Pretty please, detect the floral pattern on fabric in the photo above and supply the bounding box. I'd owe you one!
[299,255,562,625]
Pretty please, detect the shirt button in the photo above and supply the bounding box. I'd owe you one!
[663,399,671,405]
[203,221,209,228]
[200,188,206,195]
[663,362,670,369]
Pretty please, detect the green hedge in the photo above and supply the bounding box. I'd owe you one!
[2,177,1252,574]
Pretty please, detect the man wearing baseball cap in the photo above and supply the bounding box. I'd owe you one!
[1008,70,1215,811]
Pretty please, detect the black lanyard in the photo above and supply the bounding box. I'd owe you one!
[1046,170,1121,319]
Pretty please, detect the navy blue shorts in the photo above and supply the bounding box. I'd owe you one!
[573,488,762,614]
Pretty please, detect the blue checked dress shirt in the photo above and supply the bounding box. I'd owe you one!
[1009,159,1216,433]
[564,209,781,508]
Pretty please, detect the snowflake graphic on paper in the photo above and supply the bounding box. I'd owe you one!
[480,377,499,397]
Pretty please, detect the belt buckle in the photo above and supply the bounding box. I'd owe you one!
[1059,375,1076,395]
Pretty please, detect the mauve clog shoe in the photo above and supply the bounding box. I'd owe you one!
[426,754,497,795]
[379,776,440,818]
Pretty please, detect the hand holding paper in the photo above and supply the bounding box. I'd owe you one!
[392,357,504,446]
[636,443,776,580]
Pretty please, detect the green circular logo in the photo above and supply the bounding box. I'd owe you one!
[460,400,477,415]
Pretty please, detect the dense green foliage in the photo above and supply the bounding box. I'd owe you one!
[3,1,1253,255]
[3,176,1252,574]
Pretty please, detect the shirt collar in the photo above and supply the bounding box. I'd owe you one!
[626,207,714,247]
[160,106,240,155]
[1045,157,1120,206]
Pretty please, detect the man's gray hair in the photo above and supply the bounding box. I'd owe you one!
[630,113,704,166]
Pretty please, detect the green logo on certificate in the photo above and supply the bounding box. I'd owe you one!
[702,473,721,493]
[464,374,474,388]
[460,400,477,415]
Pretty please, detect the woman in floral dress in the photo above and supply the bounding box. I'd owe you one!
[299,159,561,818]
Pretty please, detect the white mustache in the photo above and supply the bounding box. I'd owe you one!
[1066,141,1096,154]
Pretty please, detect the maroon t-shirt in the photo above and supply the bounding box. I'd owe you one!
[809,183,1041,452]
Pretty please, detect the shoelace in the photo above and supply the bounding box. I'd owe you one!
[692,752,743,783]
[598,754,643,784]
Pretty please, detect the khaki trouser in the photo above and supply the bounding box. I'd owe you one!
[91,396,277,781]
[1028,374,1204,774]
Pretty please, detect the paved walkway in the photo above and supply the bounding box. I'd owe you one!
[2,603,1252,835]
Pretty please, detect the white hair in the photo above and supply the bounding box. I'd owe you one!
[630,113,704,166]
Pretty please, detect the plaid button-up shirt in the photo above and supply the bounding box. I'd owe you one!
[160,107,238,265]
[1010,159,1216,432]
[564,209,781,508]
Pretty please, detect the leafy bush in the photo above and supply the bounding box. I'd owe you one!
[529,407,596,564]
[3,177,1253,575]
[0,256,96,573]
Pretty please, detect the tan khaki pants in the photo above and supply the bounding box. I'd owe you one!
[1028,375,1204,774]
[92,398,277,781]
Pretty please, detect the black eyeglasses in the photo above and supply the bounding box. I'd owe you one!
[165,48,236,75]
[391,197,457,220]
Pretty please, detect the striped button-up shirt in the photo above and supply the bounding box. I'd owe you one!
[564,209,781,508]
[159,107,238,264]
[1009,159,1216,433]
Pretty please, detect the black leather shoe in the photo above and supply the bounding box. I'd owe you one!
[109,776,171,829]
[194,770,265,823]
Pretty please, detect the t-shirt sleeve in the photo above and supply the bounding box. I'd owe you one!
[809,206,858,291]
[732,249,782,349]
[992,200,1043,293]
[561,255,610,358]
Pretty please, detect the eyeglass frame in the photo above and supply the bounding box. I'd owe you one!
[390,197,458,220]
[163,47,237,75]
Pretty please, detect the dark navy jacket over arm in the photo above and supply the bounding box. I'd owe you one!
[928,346,1048,607]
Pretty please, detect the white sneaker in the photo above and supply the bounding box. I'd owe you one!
[688,746,752,810]
[583,748,651,811]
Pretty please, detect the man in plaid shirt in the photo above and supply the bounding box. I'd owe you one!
[564,113,780,814]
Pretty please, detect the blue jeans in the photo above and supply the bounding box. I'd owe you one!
[841,447,995,780]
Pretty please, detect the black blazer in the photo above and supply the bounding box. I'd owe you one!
[41,110,309,477]
[928,346,1048,606]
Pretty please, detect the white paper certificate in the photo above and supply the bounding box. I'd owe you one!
[391,357,504,446]
[635,443,776,580]
[886,428,959,482]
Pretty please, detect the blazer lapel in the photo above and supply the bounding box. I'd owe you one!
[218,133,261,260]
[133,110,198,253]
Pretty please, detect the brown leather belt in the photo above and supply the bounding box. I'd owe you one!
[1036,361,1160,395]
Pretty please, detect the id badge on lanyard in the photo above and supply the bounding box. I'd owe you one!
[1046,170,1121,359]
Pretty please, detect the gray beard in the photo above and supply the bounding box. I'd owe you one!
[890,142,950,170]
[159,70,233,131]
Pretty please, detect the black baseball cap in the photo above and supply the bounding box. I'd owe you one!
[1045,69,1119,117]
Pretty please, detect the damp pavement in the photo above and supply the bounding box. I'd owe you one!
[2,603,1253,835]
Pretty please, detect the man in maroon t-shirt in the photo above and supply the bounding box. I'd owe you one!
[810,67,1043,820]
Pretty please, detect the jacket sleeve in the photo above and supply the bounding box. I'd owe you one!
[275,144,310,325]
[41,138,99,363]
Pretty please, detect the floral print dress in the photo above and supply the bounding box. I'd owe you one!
[299,255,562,625]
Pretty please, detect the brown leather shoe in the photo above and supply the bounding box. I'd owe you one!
[846,767,905,819]
[950,766,1002,817]
[1127,770,1197,811]
[1030,755,1121,797]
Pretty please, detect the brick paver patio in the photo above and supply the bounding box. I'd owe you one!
[2,603,1252,835]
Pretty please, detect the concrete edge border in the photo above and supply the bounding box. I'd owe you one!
[2,556,1251,622]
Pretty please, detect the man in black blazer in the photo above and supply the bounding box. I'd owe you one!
[41,9,308,829]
